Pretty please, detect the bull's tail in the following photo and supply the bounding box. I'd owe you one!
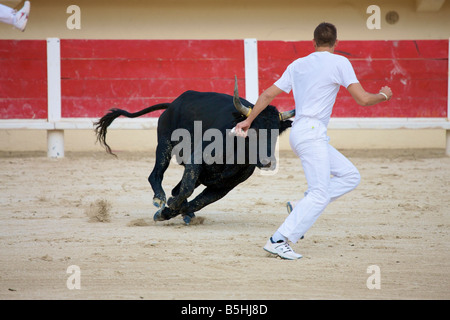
[94,103,169,156]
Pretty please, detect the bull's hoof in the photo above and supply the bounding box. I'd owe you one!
[182,212,196,225]
[153,197,166,209]
[167,196,177,208]
[153,208,166,222]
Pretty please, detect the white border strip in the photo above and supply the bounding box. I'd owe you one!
[0,119,54,130]
[328,118,450,129]
[55,118,159,130]
[1,118,447,130]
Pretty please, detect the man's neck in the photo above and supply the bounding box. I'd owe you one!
[315,46,334,53]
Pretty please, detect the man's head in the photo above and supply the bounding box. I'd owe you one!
[313,22,337,48]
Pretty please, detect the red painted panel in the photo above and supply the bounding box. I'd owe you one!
[61,59,242,80]
[61,40,245,60]
[0,99,47,119]
[0,79,47,98]
[62,78,244,117]
[63,98,167,118]
[0,40,46,60]
[62,79,238,99]
[60,40,245,118]
[258,40,448,117]
[0,40,47,119]
[335,40,448,59]
[349,59,447,81]
[0,60,47,80]
[258,40,447,62]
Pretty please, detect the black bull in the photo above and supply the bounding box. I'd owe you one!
[94,77,295,224]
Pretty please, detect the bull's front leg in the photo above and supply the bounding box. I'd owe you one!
[153,164,201,221]
[148,140,172,208]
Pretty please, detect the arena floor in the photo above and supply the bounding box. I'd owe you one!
[0,149,449,299]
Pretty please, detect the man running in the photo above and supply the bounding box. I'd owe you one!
[235,22,393,259]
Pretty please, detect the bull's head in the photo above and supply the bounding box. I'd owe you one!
[233,76,295,170]
[233,76,295,121]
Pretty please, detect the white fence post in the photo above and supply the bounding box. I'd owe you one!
[244,38,259,104]
[47,38,64,158]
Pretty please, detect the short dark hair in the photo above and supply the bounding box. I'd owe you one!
[314,22,337,47]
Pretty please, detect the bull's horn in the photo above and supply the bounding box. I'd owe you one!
[279,109,295,121]
[233,75,252,117]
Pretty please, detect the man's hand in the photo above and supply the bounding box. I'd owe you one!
[234,119,252,137]
[379,86,393,101]
[233,84,284,137]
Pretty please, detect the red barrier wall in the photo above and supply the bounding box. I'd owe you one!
[0,39,448,120]
[259,40,448,117]
[0,40,47,119]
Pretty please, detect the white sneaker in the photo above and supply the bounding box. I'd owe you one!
[263,238,302,260]
[13,1,30,32]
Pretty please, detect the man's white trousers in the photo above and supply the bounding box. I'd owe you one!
[277,118,361,243]
[0,4,15,25]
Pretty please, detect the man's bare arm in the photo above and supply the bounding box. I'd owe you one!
[347,82,392,106]
[235,85,284,135]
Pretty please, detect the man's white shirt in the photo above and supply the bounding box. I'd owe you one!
[274,51,359,127]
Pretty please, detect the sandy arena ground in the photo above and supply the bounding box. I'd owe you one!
[0,148,449,300]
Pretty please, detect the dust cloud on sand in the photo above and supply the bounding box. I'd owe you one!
[86,199,112,223]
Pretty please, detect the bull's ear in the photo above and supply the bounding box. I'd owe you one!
[279,120,292,134]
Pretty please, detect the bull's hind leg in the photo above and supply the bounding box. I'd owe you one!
[183,186,233,214]
[178,166,255,222]
[154,186,233,222]
[167,164,201,209]
[148,139,172,208]
[170,179,200,224]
